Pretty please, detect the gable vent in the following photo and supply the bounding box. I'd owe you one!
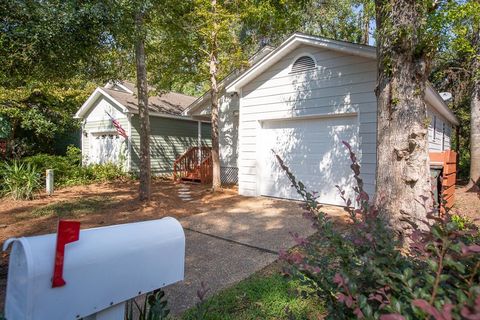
[291,55,316,73]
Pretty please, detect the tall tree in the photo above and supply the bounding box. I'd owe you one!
[184,0,245,191]
[181,0,314,190]
[374,0,444,237]
[134,5,151,201]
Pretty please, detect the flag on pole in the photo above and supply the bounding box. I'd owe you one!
[105,111,128,139]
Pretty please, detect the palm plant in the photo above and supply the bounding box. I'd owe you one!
[1,161,41,200]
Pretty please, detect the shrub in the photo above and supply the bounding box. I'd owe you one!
[23,145,128,187]
[89,163,127,182]
[277,142,480,319]
[1,161,41,200]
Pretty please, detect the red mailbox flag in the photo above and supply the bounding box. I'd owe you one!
[52,220,80,288]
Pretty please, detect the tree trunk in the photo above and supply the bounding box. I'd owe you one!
[468,27,480,189]
[374,0,434,238]
[135,11,151,201]
[362,2,370,45]
[210,0,221,191]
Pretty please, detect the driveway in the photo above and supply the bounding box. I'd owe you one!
[164,195,346,314]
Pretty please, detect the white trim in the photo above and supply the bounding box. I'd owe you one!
[425,84,459,126]
[74,88,129,119]
[81,121,86,166]
[226,33,376,93]
[140,111,211,123]
[115,82,134,94]
[104,81,134,94]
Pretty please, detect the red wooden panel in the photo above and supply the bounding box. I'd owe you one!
[429,152,444,163]
[445,150,457,164]
[444,163,456,175]
[442,173,456,187]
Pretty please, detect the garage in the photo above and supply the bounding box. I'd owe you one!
[257,116,359,206]
[88,132,126,165]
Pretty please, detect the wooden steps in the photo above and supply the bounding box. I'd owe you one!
[173,147,213,184]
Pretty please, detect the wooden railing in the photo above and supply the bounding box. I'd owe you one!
[173,146,212,184]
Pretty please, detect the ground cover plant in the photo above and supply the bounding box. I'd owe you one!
[277,142,480,319]
[0,160,41,200]
[181,264,324,320]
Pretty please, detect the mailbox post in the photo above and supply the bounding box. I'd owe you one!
[3,217,185,320]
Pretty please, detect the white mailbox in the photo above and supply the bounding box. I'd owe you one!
[3,217,185,320]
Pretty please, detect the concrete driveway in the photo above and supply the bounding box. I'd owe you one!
[164,195,346,314]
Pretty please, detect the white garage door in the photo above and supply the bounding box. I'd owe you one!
[88,133,125,165]
[258,116,359,206]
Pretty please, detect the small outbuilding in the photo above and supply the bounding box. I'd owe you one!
[75,81,211,176]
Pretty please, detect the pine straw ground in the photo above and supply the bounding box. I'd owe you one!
[0,180,477,314]
[453,184,480,223]
[0,179,243,310]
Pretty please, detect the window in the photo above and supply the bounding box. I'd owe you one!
[442,122,445,150]
[291,55,316,73]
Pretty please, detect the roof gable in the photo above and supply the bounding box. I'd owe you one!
[75,82,197,119]
[74,88,128,119]
[226,33,376,93]
[223,32,458,126]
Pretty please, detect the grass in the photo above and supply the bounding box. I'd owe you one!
[30,196,120,218]
[181,264,324,320]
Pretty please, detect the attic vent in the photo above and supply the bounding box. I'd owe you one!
[291,55,316,73]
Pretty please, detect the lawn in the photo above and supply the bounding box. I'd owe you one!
[181,263,324,320]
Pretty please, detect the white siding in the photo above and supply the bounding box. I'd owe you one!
[427,105,452,152]
[82,97,129,168]
[238,46,378,198]
[218,93,239,183]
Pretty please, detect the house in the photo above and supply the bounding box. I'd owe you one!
[183,33,459,206]
[74,81,211,177]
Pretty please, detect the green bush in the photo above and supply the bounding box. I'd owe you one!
[1,161,41,200]
[23,145,128,187]
[277,142,480,319]
[88,163,127,181]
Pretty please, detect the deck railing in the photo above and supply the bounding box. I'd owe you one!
[173,146,212,184]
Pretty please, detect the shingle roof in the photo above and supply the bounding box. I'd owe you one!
[104,81,197,116]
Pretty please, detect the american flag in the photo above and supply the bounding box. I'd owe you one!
[105,111,128,139]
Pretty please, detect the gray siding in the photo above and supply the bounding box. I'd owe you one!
[130,116,211,176]
[238,46,378,197]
